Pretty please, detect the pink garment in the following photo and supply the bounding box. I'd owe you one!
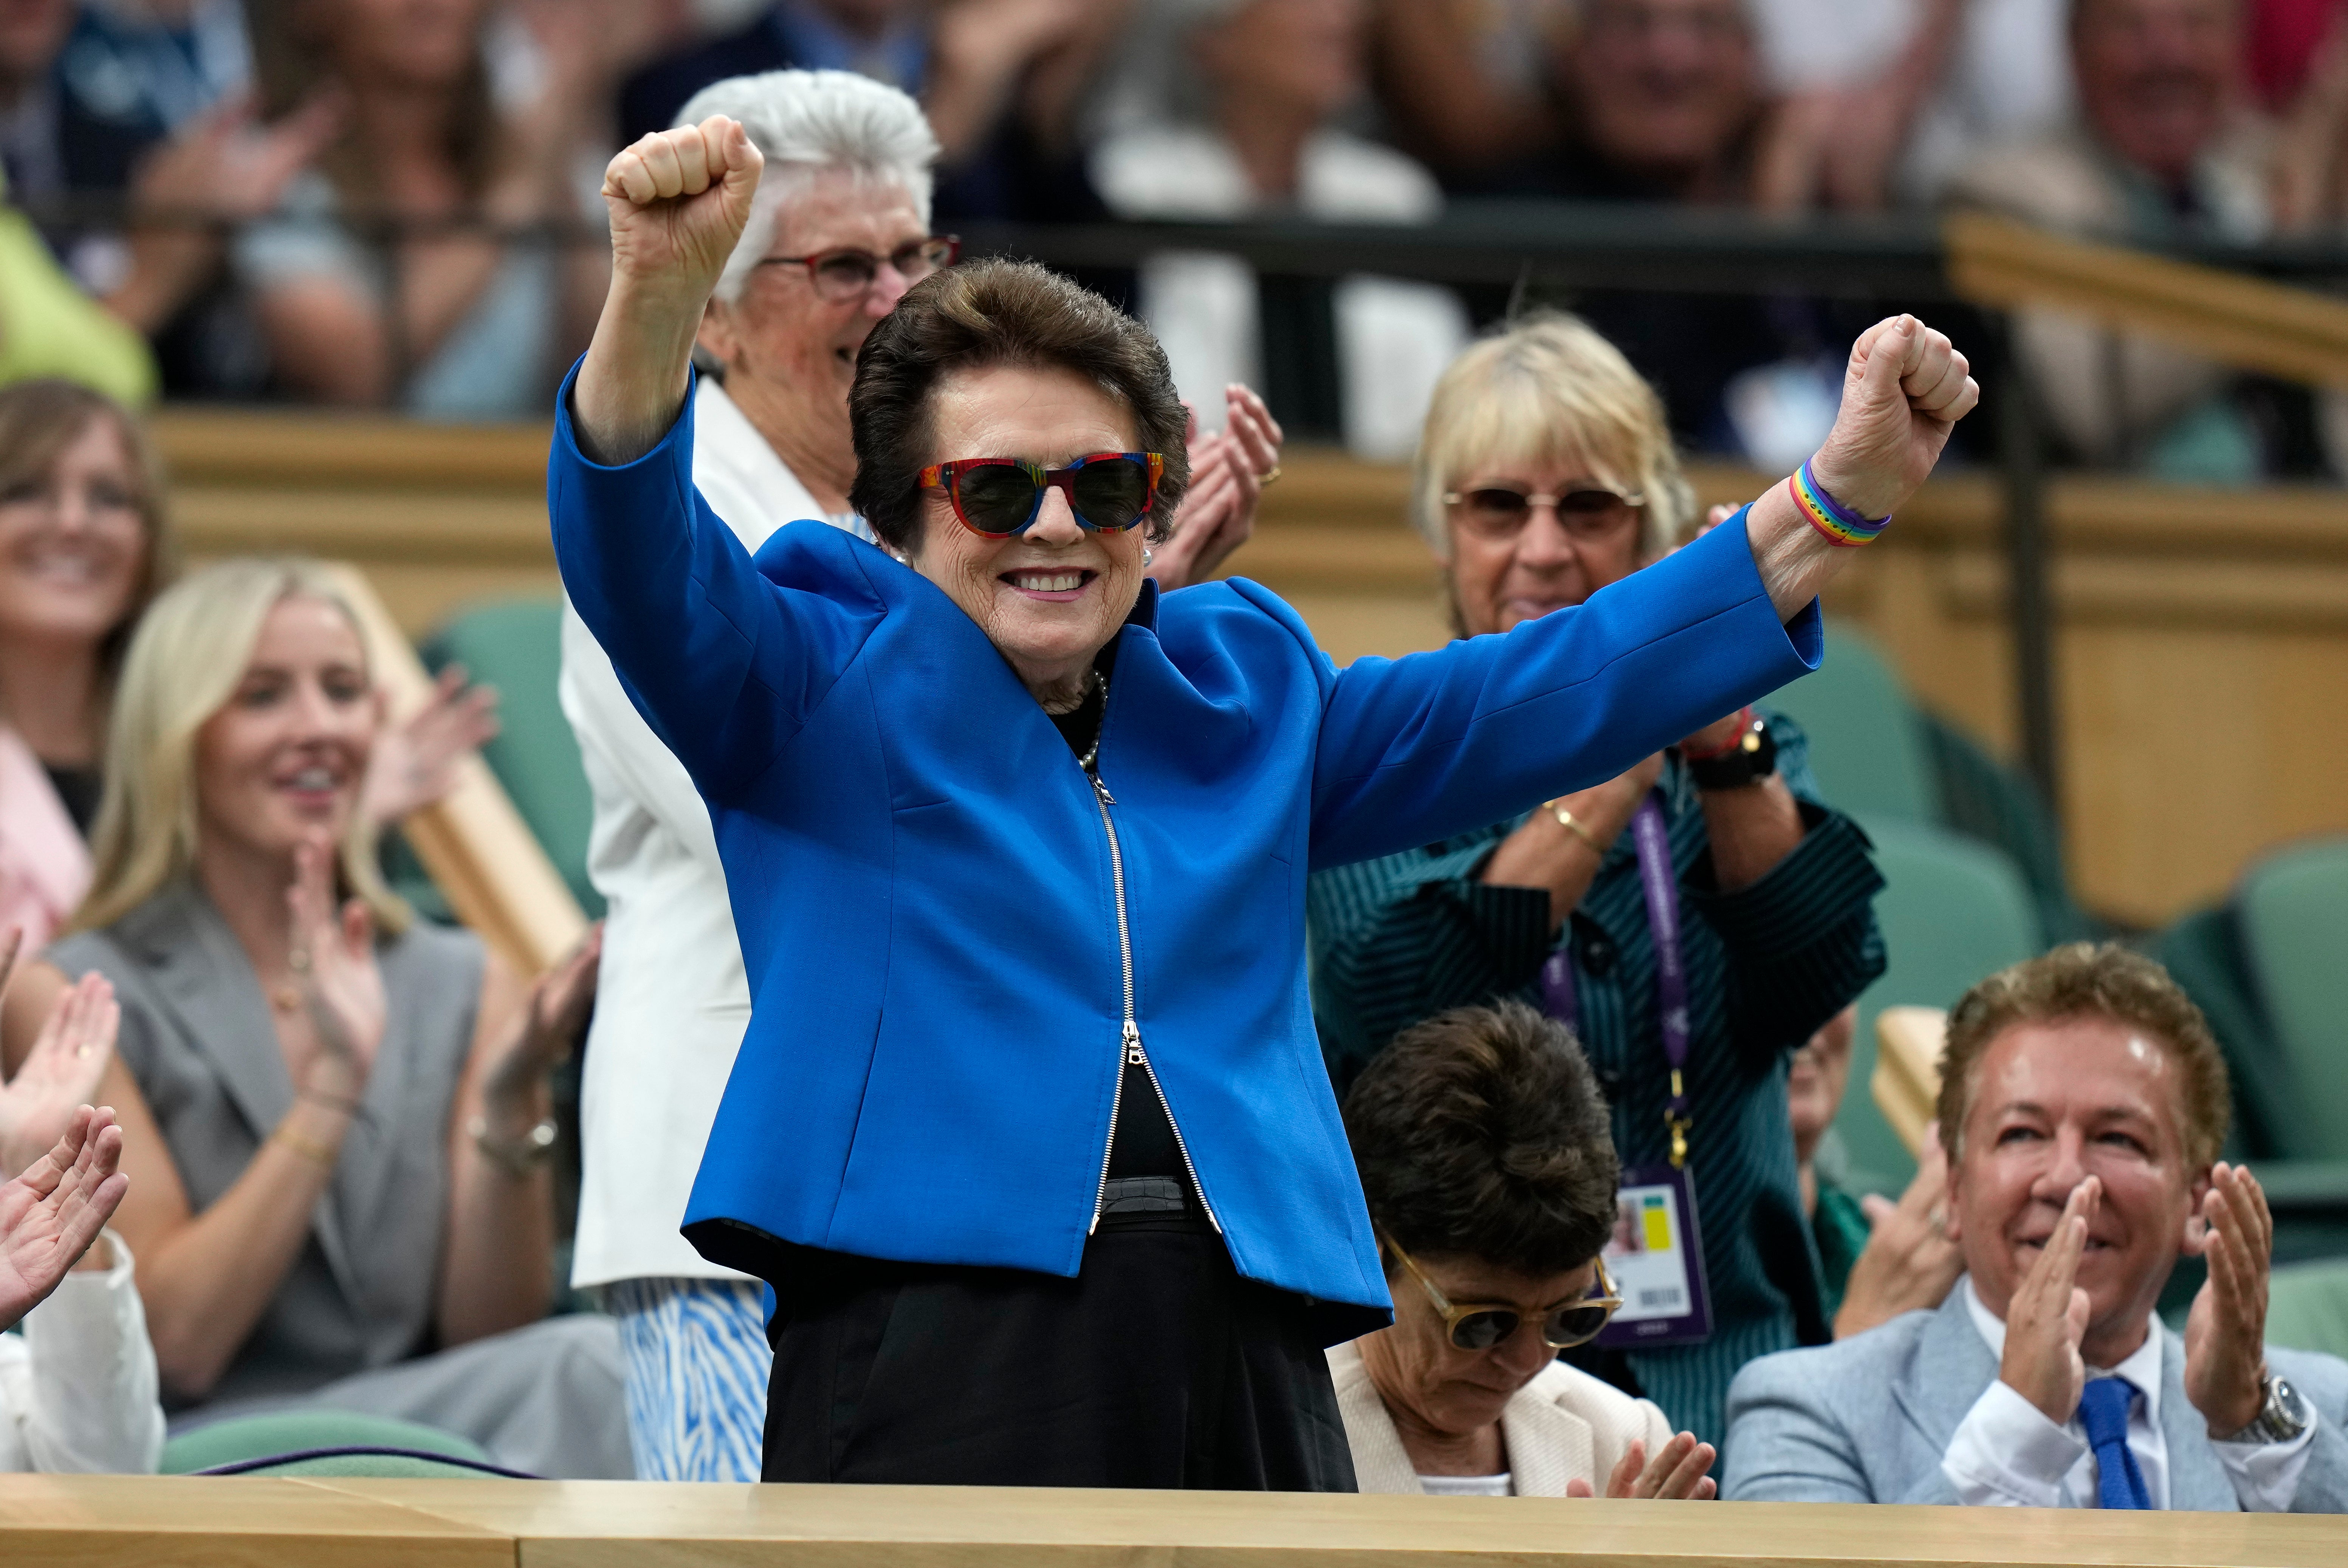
[0,725,90,952]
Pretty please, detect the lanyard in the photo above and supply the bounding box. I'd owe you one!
[1538,793,1694,1167]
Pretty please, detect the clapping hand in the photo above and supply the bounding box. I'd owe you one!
[0,966,121,1180]
[2184,1162,2274,1436]
[1808,315,1978,522]
[483,926,602,1115]
[1149,385,1285,590]
[1998,1176,2099,1424]
[287,831,386,1098]
[0,1106,128,1332]
[1834,1125,1965,1338]
[1566,1432,1718,1499]
[361,664,501,830]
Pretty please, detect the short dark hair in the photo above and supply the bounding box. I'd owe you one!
[1938,942,2232,1168]
[1344,1001,1621,1279]
[846,258,1191,552]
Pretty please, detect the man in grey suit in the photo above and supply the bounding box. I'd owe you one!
[1724,943,2348,1511]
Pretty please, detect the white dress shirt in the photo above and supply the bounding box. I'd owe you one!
[0,1232,166,1473]
[564,376,869,1289]
[1942,1276,2314,1510]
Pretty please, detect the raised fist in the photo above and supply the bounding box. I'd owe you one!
[1808,315,1978,522]
[601,116,766,310]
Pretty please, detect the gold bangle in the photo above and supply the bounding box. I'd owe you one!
[273,1124,339,1169]
[1543,799,1605,855]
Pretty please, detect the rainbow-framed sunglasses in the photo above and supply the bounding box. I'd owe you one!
[917,452,1165,539]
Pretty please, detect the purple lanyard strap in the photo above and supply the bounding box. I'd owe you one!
[1538,793,1694,1167]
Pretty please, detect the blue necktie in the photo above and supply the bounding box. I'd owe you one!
[2078,1376,2151,1509]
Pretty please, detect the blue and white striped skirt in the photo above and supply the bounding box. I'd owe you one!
[602,1276,773,1482]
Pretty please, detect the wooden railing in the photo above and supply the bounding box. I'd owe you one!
[6,1474,2346,1565]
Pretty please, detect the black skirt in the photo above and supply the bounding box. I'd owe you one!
[759,1198,1358,1491]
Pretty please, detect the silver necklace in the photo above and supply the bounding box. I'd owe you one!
[1078,669,1109,772]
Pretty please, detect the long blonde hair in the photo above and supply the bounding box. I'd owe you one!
[69,558,411,937]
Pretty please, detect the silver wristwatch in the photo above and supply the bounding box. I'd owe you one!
[2221,1375,2311,1446]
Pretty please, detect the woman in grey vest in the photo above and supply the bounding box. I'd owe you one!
[0,559,629,1478]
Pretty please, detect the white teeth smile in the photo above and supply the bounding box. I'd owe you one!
[288,768,336,790]
[1010,572,1084,592]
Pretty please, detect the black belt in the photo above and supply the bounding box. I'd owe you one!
[1098,1176,1187,1217]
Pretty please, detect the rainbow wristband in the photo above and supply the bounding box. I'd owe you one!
[1788,460,1890,548]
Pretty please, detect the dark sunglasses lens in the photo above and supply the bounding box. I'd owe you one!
[1559,488,1625,515]
[954,466,1040,534]
[1449,1310,1519,1351]
[1071,459,1150,530]
[1545,1303,1614,1347]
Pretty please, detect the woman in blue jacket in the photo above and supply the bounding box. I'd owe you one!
[554,114,1979,1490]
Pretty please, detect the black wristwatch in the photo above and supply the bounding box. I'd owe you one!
[1683,712,1777,791]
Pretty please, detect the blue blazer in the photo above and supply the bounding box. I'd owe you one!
[548,367,1821,1314]
[1723,1286,2348,1508]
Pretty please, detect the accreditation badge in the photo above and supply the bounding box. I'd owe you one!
[1595,1162,1713,1348]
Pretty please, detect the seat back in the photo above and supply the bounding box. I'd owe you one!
[161,1409,494,1475]
[1835,816,2042,1192]
[2265,1260,2348,1361]
[2237,838,2348,1162]
[424,598,603,919]
[1760,622,1939,823]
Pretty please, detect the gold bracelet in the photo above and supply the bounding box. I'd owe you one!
[1542,799,1605,856]
[273,1124,339,1169]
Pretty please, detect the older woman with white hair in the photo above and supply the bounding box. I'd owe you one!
[2,560,620,1477]
[1310,313,1891,1450]
[562,66,1287,1483]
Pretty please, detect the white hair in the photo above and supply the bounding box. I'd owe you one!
[674,69,941,304]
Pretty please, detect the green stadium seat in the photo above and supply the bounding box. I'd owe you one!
[2264,1259,2348,1361]
[2238,839,2348,1161]
[1834,816,2042,1194]
[161,1409,494,1475]
[1762,622,1941,823]
[422,598,604,919]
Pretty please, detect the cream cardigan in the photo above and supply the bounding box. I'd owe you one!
[1328,1337,1674,1496]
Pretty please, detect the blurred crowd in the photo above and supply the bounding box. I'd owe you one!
[3,0,2348,477]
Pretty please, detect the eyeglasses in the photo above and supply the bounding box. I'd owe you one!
[1386,1237,1623,1351]
[920,452,1164,539]
[1442,485,1644,545]
[754,235,960,301]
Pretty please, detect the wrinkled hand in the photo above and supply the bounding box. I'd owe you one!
[1149,385,1284,590]
[361,665,500,830]
[0,973,120,1179]
[1834,1128,1964,1338]
[1565,1432,1718,1499]
[0,1105,127,1332]
[2185,1162,2273,1436]
[287,832,386,1093]
[485,926,602,1112]
[1807,315,1978,521]
[1998,1176,2098,1425]
[602,117,765,310]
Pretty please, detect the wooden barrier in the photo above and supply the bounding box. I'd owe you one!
[5,1474,2346,1566]
[148,414,2348,927]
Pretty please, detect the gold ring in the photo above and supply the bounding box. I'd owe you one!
[1256,465,1282,486]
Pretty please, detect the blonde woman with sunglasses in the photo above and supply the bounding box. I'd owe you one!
[1336,1002,1715,1498]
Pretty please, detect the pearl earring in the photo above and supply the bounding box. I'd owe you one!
[1142,546,1155,567]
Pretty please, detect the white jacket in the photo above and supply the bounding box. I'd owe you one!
[564,377,868,1288]
[0,1231,166,1473]
[1327,1337,1671,1497]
